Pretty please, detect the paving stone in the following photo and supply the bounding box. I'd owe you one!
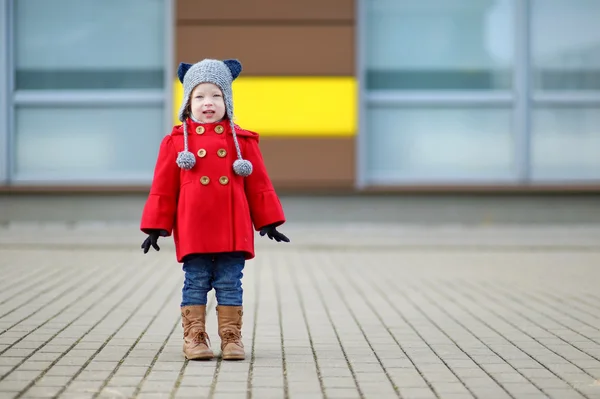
[321,376,357,388]
[541,388,588,399]
[323,387,362,399]
[398,387,438,399]
[138,380,175,392]
[14,361,52,371]
[0,380,29,392]
[35,375,74,387]
[438,394,477,399]
[99,386,137,398]
[252,388,292,399]
[104,376,143,387]
[20,386,63,398]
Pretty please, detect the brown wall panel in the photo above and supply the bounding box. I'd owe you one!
[176,26,354,75]
[177,0,354,22]
[259,137,355,189]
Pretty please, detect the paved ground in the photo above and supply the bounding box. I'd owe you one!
[1,223,600,399]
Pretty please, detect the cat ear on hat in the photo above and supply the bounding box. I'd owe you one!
[223,59,242,80]
[177,62,193,83]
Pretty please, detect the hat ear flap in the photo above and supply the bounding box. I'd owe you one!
[177,62,193,83]
[223,59,242,80]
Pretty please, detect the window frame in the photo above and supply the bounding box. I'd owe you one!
[5,0,174,186]
[0,0,9,184]
[526,0,600,183]
[357,0,600,188]
[356,0,527,188]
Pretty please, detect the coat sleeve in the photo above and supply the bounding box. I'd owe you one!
[140,135,180,236]
[243,138,286,231]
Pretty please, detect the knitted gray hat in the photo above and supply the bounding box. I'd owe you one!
[175,58,252,177]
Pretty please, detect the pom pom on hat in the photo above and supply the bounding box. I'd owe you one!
[176,150,196,170]
[233,159,253,177]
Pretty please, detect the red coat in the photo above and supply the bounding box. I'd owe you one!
[140,118,285,262]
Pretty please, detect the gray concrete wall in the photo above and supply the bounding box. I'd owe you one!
[2,194,600,225]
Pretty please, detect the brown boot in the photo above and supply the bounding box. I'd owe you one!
[216,305,245,360]
[181,305,213,360]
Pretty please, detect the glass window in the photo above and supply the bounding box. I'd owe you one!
[531,0,600,91]
[14,106,164,179]
[0,1,7,183]
[11,0,167,185]
[366,106,515,182]
[530,0,600,181]
[531,106,600,179]
[365,0,515,90]
[14,0,165,90]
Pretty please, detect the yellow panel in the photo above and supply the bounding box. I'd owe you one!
[172,76,356,136]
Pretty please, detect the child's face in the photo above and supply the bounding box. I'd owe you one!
[190,83,226,123]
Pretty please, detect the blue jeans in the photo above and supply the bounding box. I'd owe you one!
[181,252,245,307]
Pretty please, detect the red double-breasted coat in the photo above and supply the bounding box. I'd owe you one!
[140,118,285,262]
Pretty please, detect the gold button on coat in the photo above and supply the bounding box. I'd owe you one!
[217,149,227,158]
[197,149,206,158]
[200,176,210,185]
[214,125,224,134]
[196,126,205,134]
[219,176,229,185]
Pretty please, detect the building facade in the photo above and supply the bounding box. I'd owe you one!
[1,0,599,192]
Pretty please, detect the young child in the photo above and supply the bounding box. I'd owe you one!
[139,58,289,361]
